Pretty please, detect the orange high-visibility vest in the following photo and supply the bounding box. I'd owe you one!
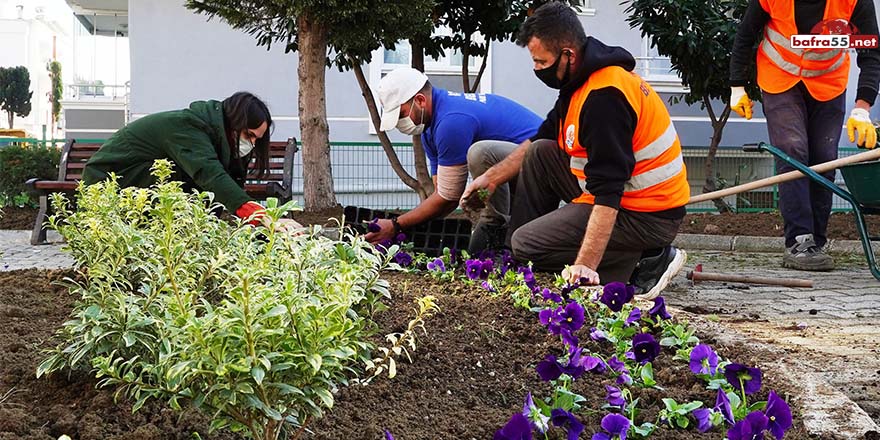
[756,0,857,101]
[558,66,690,212]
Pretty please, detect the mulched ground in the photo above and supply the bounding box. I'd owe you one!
[0,268,816,439]
[0,207,37,230]
[678,212,880,240]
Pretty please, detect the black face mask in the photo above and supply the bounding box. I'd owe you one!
[534,51,571,89]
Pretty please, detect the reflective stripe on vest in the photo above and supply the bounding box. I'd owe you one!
[760,27,847,77]
[571,123,683,194]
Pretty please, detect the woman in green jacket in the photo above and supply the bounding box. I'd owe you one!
[83,92,298,228]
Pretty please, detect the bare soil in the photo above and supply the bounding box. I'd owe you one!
[679,212,880,240]
[0,268,817,439]
[0,207,37,230]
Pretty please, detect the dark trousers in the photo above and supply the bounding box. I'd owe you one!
[507,140,682,282]
[762,82,845,248]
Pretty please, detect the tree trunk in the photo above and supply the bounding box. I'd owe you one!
[461,37,471,93]
[7,112,12,130]
[350,61,428,199]
[409,42,434,199]
[469,50,489,93]
[297,14,337,210]
[701,96,732,213]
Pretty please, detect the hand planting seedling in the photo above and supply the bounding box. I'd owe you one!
[461,188,491,222]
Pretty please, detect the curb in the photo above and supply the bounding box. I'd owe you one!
[673,233,879,255]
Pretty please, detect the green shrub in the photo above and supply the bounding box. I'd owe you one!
[0,143,60,207]
[37,160,395,440]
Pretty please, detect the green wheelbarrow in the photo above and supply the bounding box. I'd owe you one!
[744,142,880,280]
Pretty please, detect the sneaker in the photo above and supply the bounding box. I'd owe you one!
[782,234,834,271]
[631,246,688,300]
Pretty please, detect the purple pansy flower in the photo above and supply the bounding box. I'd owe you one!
[600,282,635,312]
[550,409,584,440]
[726,411,768,440]
[540,288,564,303]
[608,356,626,372]
[632,333,661,364]
[583,355,608,374]
[724,363,763,395]
[689,344,719,375]
[605,385,626,407]
[495,413,533,440]
[522,392,549,433]
[561,349,586,379]
[765,391,792,440]
[625,308,642,326]
[394,251,412,267]
[649,296,672,320]
[482,280,498,293]
[616,372,633,386]
[427,258,446,272]
[692,408,713,433]
[715,390,735,425]
[384,430,395,440]
[378,239,393,249]
[590,327,607,342]
[591,413,630,440]
[367,218,381,233]
[466,259,483,280]
[539,301,585,336]
[519,266,539,292]
[536,355,563,382]
[395,232,407,243]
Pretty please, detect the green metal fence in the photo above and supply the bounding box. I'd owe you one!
[1,137,864,213]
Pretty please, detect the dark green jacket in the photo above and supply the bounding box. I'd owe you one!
[83,100,251,212]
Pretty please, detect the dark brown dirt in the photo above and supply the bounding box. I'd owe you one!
[680,212,880,240]
[290,206,345,228]
[0,269,234,440]
[0,207,37,230]
[0,269,816,439]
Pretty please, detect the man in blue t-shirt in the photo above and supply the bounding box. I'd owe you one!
[366,67,542,253]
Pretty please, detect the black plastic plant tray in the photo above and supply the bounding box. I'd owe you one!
[343,206,471,257]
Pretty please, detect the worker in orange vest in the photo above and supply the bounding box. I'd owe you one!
[730,0,880,271]
[462,2,689,299]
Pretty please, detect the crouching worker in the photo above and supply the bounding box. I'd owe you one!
[82,92,300,231]
[366,67,543,254]
[462,2,688,299]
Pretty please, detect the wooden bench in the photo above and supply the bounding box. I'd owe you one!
[26,137,298,245]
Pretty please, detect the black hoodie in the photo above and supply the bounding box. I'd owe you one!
[532,37,682,217]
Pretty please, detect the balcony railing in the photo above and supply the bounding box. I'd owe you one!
[64,82,129,101]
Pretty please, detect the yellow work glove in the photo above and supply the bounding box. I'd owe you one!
[730,86,753,120]
[847,108,877,149]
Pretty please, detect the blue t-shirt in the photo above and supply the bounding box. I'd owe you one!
[421,88,542,175]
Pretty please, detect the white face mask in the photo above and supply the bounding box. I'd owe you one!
[396,97,425,136]
[238,137,255,157]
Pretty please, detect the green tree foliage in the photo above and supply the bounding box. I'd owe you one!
[625,0,760,212]
[0,66,33,129]
[47,61,63,128]
[0,143,60,207]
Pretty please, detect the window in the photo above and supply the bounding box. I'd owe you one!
[382,28,485,73]
[636,37,685,91]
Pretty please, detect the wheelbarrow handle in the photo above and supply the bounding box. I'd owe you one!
[741,142,765,153]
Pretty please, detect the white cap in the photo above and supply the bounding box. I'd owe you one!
[378,67,429,132]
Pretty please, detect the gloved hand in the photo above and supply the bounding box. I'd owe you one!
[847,108,877,149]
[236,201,266,226]
[730,86,753,120]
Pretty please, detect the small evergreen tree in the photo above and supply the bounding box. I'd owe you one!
[0,66,33,129]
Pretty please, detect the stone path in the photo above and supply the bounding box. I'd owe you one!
[0,230,73,271]
[665,250,880,427]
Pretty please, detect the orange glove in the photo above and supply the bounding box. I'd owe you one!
[235,201,266,226]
